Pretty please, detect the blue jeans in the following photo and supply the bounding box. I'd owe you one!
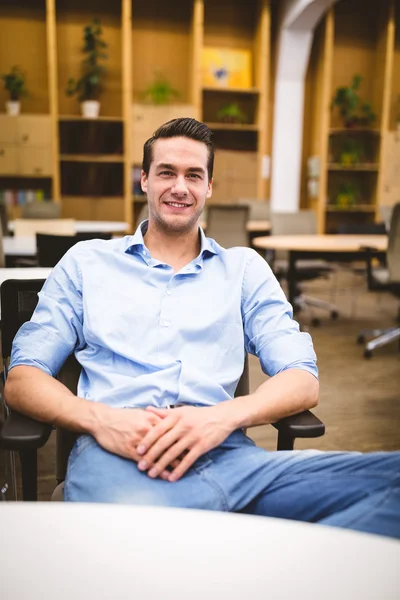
[64,430,400,539]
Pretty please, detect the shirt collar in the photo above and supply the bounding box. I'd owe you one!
[125,219,219,260]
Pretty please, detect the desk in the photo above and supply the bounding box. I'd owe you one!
[3,236,36,257]
[252,234,388,306]
[8,220,129,234]
[1,504,399,600]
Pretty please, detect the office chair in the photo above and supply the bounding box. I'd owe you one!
[270,210,338,325]
[0,215,5,268]
[357,203,400,358]
[21,201,61,220]
[36,232,112,267]
[0,278,325,501]
[237,198,270,220]
[206,204,250,248]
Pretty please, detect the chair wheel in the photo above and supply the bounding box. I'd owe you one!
[357,335,365,345]
[331,311,339,320]
[311,318,321,327]
[364,349,373,359]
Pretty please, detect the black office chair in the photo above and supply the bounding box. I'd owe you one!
[0,278,325,501]
[36,232,112,267]
[357,203,400,358]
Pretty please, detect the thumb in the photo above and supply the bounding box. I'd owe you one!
[145,405,169,418]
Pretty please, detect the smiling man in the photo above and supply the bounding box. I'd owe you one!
[5,118,400,538]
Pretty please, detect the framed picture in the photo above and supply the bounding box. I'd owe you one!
[201,47,252,89]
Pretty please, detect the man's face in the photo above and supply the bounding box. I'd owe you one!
[141,136,212,234]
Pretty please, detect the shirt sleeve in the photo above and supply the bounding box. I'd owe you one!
[241,250,318,379]
[9,244,85,377]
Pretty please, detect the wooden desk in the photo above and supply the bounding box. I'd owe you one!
[1,504,399,600]
[252,234,388,306]
[8,220,129,234]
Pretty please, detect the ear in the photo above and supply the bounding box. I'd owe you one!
[206,178,213,199]
[141,170,148,194]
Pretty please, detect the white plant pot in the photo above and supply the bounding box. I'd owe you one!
[6,101,21,116]
[81,100,100,119]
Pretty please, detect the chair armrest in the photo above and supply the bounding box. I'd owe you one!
[0,410,52,451]
[272,410,325,439]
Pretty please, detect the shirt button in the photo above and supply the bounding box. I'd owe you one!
[166,290,171,295]
[163,320,170,327]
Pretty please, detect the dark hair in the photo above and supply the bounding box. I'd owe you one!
[142,117,214,181]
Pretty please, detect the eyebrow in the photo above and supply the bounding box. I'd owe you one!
[156,163,206,174]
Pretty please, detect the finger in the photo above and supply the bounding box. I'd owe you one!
[138,427,184,472]
[145,406,169,418]
[136,414,177,455]
[147,437,193,479]
[168,446,203,482]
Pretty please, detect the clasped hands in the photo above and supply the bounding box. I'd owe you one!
[135,404,234,482]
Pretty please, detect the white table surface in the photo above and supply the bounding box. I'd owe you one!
[3,236,37,256]
[0,267,51,285]
[1,504,399,600]
[8,219,129,234]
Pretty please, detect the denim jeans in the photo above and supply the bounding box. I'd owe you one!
[64,429,400,539]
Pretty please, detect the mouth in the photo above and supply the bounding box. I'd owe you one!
[163,201,192,210]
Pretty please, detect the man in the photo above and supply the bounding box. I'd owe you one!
[5,118,400,537]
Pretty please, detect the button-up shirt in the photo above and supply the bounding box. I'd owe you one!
[10,221,318,408]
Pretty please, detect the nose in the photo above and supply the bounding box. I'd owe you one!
[171,175,189,197]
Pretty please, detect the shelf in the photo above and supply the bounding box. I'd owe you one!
[202,86,260,95]
[60,154,124,163]
[329,128,380,135]
[62,195,124,202]
[327,163,379,171]
[205,122,259,132]
[326,205,376,212]
[0,173,52,179]
[58,116,123,123]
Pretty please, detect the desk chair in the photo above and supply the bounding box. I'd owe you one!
[357,203,400,358]
[36,232,112,267]
[270,211,338,325]
[0,216,5,268]
[0,278,324,501]
[237,198,270,220]
[21,201,61,220]
[206,204,250,248]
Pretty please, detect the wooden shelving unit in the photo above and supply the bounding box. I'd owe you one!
[301,0,398,233]
[0,0,271,228]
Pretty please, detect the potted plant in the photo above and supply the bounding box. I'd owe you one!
[141,71,180,105]
[65,18,108,118]
[1,66,28,116]
[331,75,376,128]
[339,137,364,166]
[216,102,247,124]
[335,181,358,208]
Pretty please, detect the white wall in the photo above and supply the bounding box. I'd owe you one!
[270,0,337,213]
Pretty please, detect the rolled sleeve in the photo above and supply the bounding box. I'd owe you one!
[241,250,318,379]
[9,244,84,377]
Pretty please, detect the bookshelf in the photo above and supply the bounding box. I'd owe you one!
[301,0,397,233]
[0,0,271,229]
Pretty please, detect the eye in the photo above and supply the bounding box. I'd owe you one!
[187,173,201,179]
[159,170,174,177]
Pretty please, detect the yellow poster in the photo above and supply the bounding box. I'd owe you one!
[201,47,252,89]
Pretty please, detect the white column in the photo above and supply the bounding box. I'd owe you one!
[270,0,337,213]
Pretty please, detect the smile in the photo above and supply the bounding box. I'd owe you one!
[164,202,191,208]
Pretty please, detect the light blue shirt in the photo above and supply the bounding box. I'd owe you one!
[10,221,318,408]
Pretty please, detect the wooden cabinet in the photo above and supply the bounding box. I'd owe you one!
[0,115,53,176]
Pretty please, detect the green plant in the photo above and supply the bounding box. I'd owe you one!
[339,137,364,165]
[216,102,247,124]
[331,75,376,128]
[65,18,108,102]
[141,71,180,104]
[336,180,359,207]
[1,66,28,101]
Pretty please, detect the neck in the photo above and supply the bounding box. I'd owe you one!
[143,219,201,270]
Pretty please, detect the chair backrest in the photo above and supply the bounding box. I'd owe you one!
[337,222,387,235]
[0,277,250,484]
[238,199,270,220]
[271,210,317,235]
[379,205,393,231]
[206,204,250,248]
[21,201,61,220]
[0,211,5,268]
[36,232,112,267]
[387,202,400,282]
[14,218,76,237]
[0,201,9,236]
